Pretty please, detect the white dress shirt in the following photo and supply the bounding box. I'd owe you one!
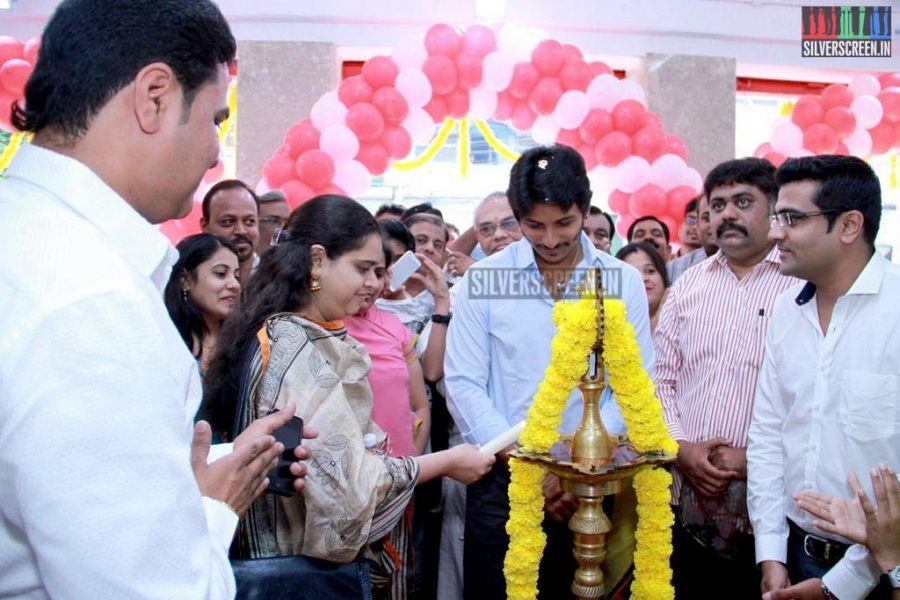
[748,252,900,600]
[0,145,237,598]
[445,233,654,446]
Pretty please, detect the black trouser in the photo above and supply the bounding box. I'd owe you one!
[463,463,577,600]
[671,513,761,600]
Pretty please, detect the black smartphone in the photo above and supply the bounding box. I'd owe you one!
[266,415,304,497]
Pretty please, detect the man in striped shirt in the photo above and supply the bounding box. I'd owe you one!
[655,158,799,598]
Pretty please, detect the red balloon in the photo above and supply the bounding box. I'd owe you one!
[508,63,540,100]
[281,180,316,210]
[455,51,483,89]
[608,189,630,215]
[630,184,667,217]
[644,113,663,130]
[616,214,636,238]
[317,184,346,196]
[560,44,583,63]
[754,143,773,158]
[588,61,613,78]
[834,142,849,156]
[423,95,448,123]
[579,109,613,145]
[578,144,598,171]
[382,126,413,159]
[611,99,647,135]
[531,40,565,76]
[494,91,515,121]
[820,84,853,109]
[362,56,399,89]
[422,55,458,96]
[0,37,24,66]
[594,131,632,167]
[356,142,391,175]
[558,59,591,92]
[262,154,295,187]
[878,73,900,90]
[791,95,824,129]
[763,152,786,168]
[0,91,15,131]
[868,120,894,155]
[425,23,462,57]
[823,106,856,138]
[632,124,666,162]
[557,128,580,148]
[878,88,900,123]
[284,120,320,158]
[802,123,839,154]
[894,122,900,149]
[345,102,385,142]
[295,149,335,189]
[0,59,33,96]
[664,134,689,161]
[371,86,409,125]
[510,102,537,131]
[528,77,564,116]
[666,186,697,216]
[22,37,39,65]
[445,88,470,118]
[462,25,497,58]
[338,75,373,107]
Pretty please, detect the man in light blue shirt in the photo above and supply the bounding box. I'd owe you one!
[445,144,654,599]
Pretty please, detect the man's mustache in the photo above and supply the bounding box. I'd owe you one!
[717,221,748,238]
[233,234,253,246]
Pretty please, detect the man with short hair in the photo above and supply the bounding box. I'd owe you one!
[447,144,653,599]
[257,189,290,249]
[375,202,407,222]
[676,198,701,256]
[628,215,672,261]
[668,195,718,283]
[749,155,900,600]
[406,212,449,269]
[201,179,260,284]
[655,158,798,599]
[0,1,309,597]
[583,205,615,253]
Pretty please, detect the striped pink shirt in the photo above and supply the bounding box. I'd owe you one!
[654,247,798,500]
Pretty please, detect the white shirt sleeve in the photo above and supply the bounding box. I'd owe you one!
[822,544,881,600]
[1,292,236,599]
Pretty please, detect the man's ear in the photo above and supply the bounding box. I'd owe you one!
[838,210,866,245]
[200,217,209,231]
[132,62,179,135]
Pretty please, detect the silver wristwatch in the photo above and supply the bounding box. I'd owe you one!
[887,565,900,589]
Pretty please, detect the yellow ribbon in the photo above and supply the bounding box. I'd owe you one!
[458,117,469,178]
[473,118,521,162]
[393,118,457,171]
[218,80,238,143]
[0,131,29,173]
[780,101,795,117]
[890,154,897,190]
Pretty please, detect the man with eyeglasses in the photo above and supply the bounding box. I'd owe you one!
[257,189,290,248]
[655,158,798,598]
[201,179,260,285]
[749,155,900,600]
[669,195,718,283]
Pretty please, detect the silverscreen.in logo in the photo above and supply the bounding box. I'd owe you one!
[466,267,623,300]
[801,6,891,57]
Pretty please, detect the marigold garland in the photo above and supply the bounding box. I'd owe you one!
[504,295,677,600]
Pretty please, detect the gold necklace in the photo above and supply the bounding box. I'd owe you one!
[539,246,582,300]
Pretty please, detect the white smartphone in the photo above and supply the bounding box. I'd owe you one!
[389,250,422,292]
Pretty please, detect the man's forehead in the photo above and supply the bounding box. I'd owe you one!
[634,221,663,233]
[709,182,761,200]
[476,204,514,225]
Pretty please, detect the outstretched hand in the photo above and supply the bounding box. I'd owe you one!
[794,471,867,544]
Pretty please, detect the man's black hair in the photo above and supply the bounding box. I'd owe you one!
[401,202,443,220]
[627,216,670,244]
[507,144,592,221]
[201,179,259,222]
[704,158,778,208]
[375,203,407,219]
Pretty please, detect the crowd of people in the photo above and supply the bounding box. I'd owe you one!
[1,1,898,600]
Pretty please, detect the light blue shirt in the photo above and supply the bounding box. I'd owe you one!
[445,232,654,446]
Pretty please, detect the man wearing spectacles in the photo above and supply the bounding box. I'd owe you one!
[676,198,702,257]
[669,195,719,283]
[257,189,290,248]
[583,206,615,253]
[201,179,260,285]
[749,155,900,600]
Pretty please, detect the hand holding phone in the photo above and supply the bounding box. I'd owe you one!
[389,250,422,292]
[266,415,304,497]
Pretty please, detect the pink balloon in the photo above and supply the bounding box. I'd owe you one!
[345,102,385,142]
[445,88,470,118]
[820,84,853,109]
[424,95,448,123]
[0,37,24,66]
[553,90,590,129]
[531,115,560,145]
[579,108,613,145]
[319,124,360,162]
[203,159,225,184]
[770,122,803,156]
[469,87,498,120]
[632,124,666,162]
[681,167,703,193]
[878,88,900,123]
[508,62,540,100]
[823,106,857,138]
[763,152,786,168]
[455,51,483,89]
[371,87,409,125]
[310,91,348,131]
[528,77,564,116]
[754,143,773,158]
[556,128,580,148]
[332,160,371,197]
[608,189,630,215]
[586,74,623,111]
[531,40,565,76]
[481,51,516,92]
[296,149,335,189]
[0,59,33,96]
[382,126,413,159]
[403,106,437,144]
[802,123,839,154]
[613,156,651,194]
[791,95,824,128]
[422,55,458,96]
[629,184,667,217]
[616,214,636,238]
[362,56,399,89]
[22,37,39,65]
[283,120,320,158]
[494,91,515,121]
[559,59,591,92]
[844,126,873,156]
[594,131,632,168]
[395,68,432,108]
[356,142,391,175]
[262,154,295,187]
[649,154,687,189]
[667,186,697,216]
[611,99,647,135]
[868,121,894,155]
[511,102,537,131]
[588,61,613,78]
[561,44,583,62]
[879,74,900,90]
[425,24,462,57]
[850,95,883,129]
[462,25,497,58]
[849,74,880,99]
[338,75,373,107]
[0,91,16,131]
[281,180,316,210]
[664,135,689,161]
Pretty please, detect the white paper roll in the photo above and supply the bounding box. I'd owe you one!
[480,420,526,456]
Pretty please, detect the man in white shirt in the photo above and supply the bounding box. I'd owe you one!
[748,155,899,600]
[0,2,310,597]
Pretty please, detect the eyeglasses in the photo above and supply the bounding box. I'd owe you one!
[260,216,287,227]
[769,209,844,228]
[476,217,520,237]
[684,215,698,225]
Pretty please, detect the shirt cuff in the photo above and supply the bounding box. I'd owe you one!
[464,418,512,447]
[755,532,788,565]
[822,544,880,600]
[202,496,240,551]
[207,442,233,464]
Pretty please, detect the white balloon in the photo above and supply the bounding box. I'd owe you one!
[496,23,541,62]
[553,90,590,129]
[618,79,646,107]
[319,124,360,162]
[531,115,561,145]
[469,86,499,120]
[649,154,687,189]
[254,178,272,196]
[680,167,703,193]
[586,74,624,111]
[481,50,516,92]
[848,74,881,99]
[310,91,347,131]
[589,165,616,199]
[403,107,437,145]
[395,68,432,109]
[332,160,371,197]
[844,126,873,157]
[770,122,804,156]
[612,156,651,193]
[850,95,884,129]
[392,37,427,70]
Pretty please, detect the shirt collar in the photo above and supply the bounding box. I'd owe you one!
[510,231,609,271]
[5,144,177,290]
[707,245,782,272]
[794,251,886,305]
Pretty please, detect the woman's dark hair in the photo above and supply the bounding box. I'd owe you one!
[616,241,671,288]
[507,144,592,221]
[204,195,379,409]
[163,233,237,353]
[378,219,415,254]
[12,0,236,140]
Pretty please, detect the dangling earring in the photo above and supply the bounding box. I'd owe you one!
[182,288,190,303]
[310,272,321,292]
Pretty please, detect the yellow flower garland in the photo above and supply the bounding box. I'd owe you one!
[504,296,676,600]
